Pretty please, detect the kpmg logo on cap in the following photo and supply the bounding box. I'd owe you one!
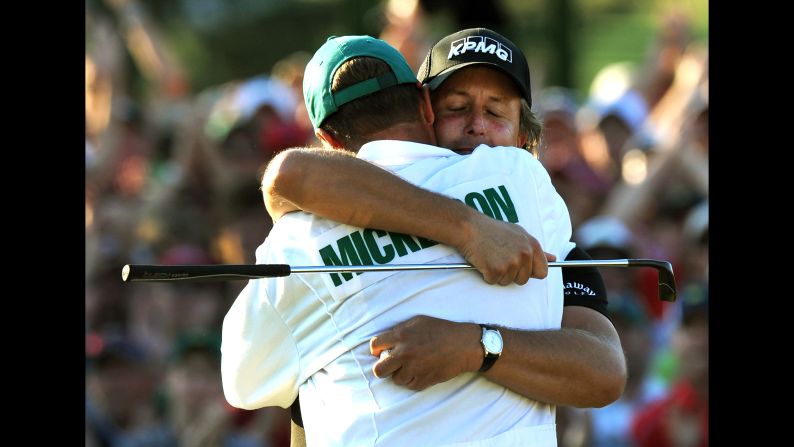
[448,36,512,63]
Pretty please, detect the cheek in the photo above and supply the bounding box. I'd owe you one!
[485,120,520,146]
[434,116,464,146]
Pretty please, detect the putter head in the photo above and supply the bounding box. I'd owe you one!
[629,259,677,302]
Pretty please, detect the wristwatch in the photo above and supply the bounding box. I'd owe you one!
[478,324,503,372]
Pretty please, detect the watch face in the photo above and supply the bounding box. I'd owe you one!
[483,330,503,354]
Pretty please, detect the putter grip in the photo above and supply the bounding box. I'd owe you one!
[122,264,292,282]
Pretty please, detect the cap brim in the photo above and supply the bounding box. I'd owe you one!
[425,61,529,101]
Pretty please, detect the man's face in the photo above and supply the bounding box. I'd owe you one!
[431,66,524,153]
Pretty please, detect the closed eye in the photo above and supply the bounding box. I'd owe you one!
[487,107,508,118]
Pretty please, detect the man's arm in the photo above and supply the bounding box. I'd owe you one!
[370,245,625,407]
[498,307,625,407]
[370,307,625,408]
[370,247,627,407]
[263,147,551,285]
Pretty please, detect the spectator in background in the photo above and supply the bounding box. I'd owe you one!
[378,0,509,71]
[583,295,666,447]
[160,331,270,447]
[202,75,311,269]
[89,331,289,447]
[680,200,708,286]
[271,51,317,147]
[641,199,708,398]
[209,77,300,178]
[577,62,650,187]
[86,333,159,447]
[574,216,640,308]
[631,291,708,447]
[156,332,232,447]
[536,87,581,176]
[597,49,707,322]
[379,0,432,70]
[574,216,670,349]
[536,87,612,227]
[637,12,693,112]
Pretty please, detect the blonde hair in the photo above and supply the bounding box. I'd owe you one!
[520,98,542,155]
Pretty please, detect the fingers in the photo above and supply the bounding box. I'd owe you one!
[496,268,514,286]
[496,234,549,284]
[370,333,395,357]
[514,259,532,286]
[392,371,426,391]
[369,316,456,390]
[372,350,400,379]
[461,215,559,285]
[532,246,549,279]
[480,270,498,285]
[372,346,423,389]
[486,249,534,285]
[371,331,399,378]
[390,368,413,387]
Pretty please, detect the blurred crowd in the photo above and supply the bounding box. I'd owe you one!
[86,2,707,446]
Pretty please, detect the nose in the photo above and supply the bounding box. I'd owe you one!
[466,110,486,135]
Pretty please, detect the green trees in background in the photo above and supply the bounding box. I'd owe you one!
[88,0,707,98]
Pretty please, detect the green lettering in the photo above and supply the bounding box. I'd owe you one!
[484,185,518,223]
[417,236,438,248]
[465,192,494,218]
[349,232,374,265]
[363,229,395,264]
[319,245,347,286]
[335,236,364,268]
[388,232,422,257]
[318,235,365,286]
[319,227,442,286]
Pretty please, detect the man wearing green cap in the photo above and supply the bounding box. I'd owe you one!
[222,35,574,446]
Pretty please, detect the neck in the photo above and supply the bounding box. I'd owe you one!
[365,122,435,146]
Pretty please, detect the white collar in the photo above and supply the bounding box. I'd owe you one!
[357,140,459,166]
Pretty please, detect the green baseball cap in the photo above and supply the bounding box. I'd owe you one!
[303,35,418,129]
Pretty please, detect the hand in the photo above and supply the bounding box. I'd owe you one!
[370,315,482,391]
[458,212,555,286]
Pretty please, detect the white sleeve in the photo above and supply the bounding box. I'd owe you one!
[221,279,300,410]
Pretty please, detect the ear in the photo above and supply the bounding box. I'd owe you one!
[418,83,435,126]
[315,128,344,149]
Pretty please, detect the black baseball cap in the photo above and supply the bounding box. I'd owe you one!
[417,28,532,107]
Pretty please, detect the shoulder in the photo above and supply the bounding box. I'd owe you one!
[471,144,530,157]
[468,146,550,183]
[470,145,542,167]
